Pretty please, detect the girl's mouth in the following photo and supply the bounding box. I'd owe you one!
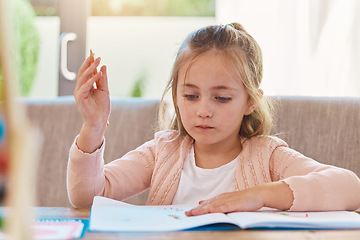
[196,125,214,130]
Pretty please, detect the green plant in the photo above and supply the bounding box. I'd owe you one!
[91,0,215,17]
[130,72,147,98]
[0,0,40,97]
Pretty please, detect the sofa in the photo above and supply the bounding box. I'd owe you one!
[23,96,360,207]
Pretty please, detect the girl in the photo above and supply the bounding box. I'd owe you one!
[67,23,360,216]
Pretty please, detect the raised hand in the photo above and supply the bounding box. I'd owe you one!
[74,51,111,153]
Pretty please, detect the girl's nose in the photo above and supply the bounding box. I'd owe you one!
[197,100,213,118]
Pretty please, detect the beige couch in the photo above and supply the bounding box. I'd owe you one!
[24,96,360,207]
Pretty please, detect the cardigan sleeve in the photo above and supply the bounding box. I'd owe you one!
[269,146,360,211]
[67,135,157,208]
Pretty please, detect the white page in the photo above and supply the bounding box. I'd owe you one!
[89,206,235,232]
[92,196,135,207]
[90,196,360,231]
[227,210,360,229]
[89,196,236,232]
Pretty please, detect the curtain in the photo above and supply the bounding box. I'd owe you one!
[216,0,360,97]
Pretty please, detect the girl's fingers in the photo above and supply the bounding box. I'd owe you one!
[89,50,98,76]
[186,204,230,216]
[82,57,101,80]
[76,57,101,89]
[76,72,102,100]
[96,65,109,92]
[185,205,216,216]
[186,190,265,217]
[185,200,213,216]
[185,193,241,216]
[77,56,92,77]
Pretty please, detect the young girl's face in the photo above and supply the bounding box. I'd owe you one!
[176,50,254,147]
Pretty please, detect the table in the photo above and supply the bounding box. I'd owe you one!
[33,207,360,240]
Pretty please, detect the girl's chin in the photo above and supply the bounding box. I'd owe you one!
[192,136,219,146]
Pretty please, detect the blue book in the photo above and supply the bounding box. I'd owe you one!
[34,218,88,239]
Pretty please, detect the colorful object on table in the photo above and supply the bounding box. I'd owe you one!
[0,116,7,174]
[0,116,5,144]
[0,116,7,204]
[168,214,181,220]
[33,219,88,239]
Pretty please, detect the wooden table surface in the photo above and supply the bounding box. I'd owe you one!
[32,207,360,240]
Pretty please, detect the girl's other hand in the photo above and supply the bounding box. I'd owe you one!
[185,189,264,216]
[185,182,294,216]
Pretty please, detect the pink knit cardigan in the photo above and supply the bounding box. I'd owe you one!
[67,130,360,211]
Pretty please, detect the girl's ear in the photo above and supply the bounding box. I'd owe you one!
[244,89,263,116]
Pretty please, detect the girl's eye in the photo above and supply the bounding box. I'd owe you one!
[216,97,232,102]
[184,94,198,101]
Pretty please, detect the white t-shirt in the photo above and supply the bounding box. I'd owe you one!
[172,145,239,205]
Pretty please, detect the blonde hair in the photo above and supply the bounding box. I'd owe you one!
[159,23,274,138]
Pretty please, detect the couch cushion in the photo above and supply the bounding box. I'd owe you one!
[272,96,360,178]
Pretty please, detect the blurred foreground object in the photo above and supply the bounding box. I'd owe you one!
[0,0,41,239]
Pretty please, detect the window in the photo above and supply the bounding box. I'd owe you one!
[28,0,216,98]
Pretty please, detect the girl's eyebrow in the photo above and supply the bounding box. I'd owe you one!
[182,83,199,89]
[182,83,237,91]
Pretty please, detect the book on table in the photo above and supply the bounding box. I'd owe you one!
[33,219,86,239]
[0,219,86,239]
[89,196,360,232]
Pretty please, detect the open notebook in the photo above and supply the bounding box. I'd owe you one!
[89,196,360,231]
